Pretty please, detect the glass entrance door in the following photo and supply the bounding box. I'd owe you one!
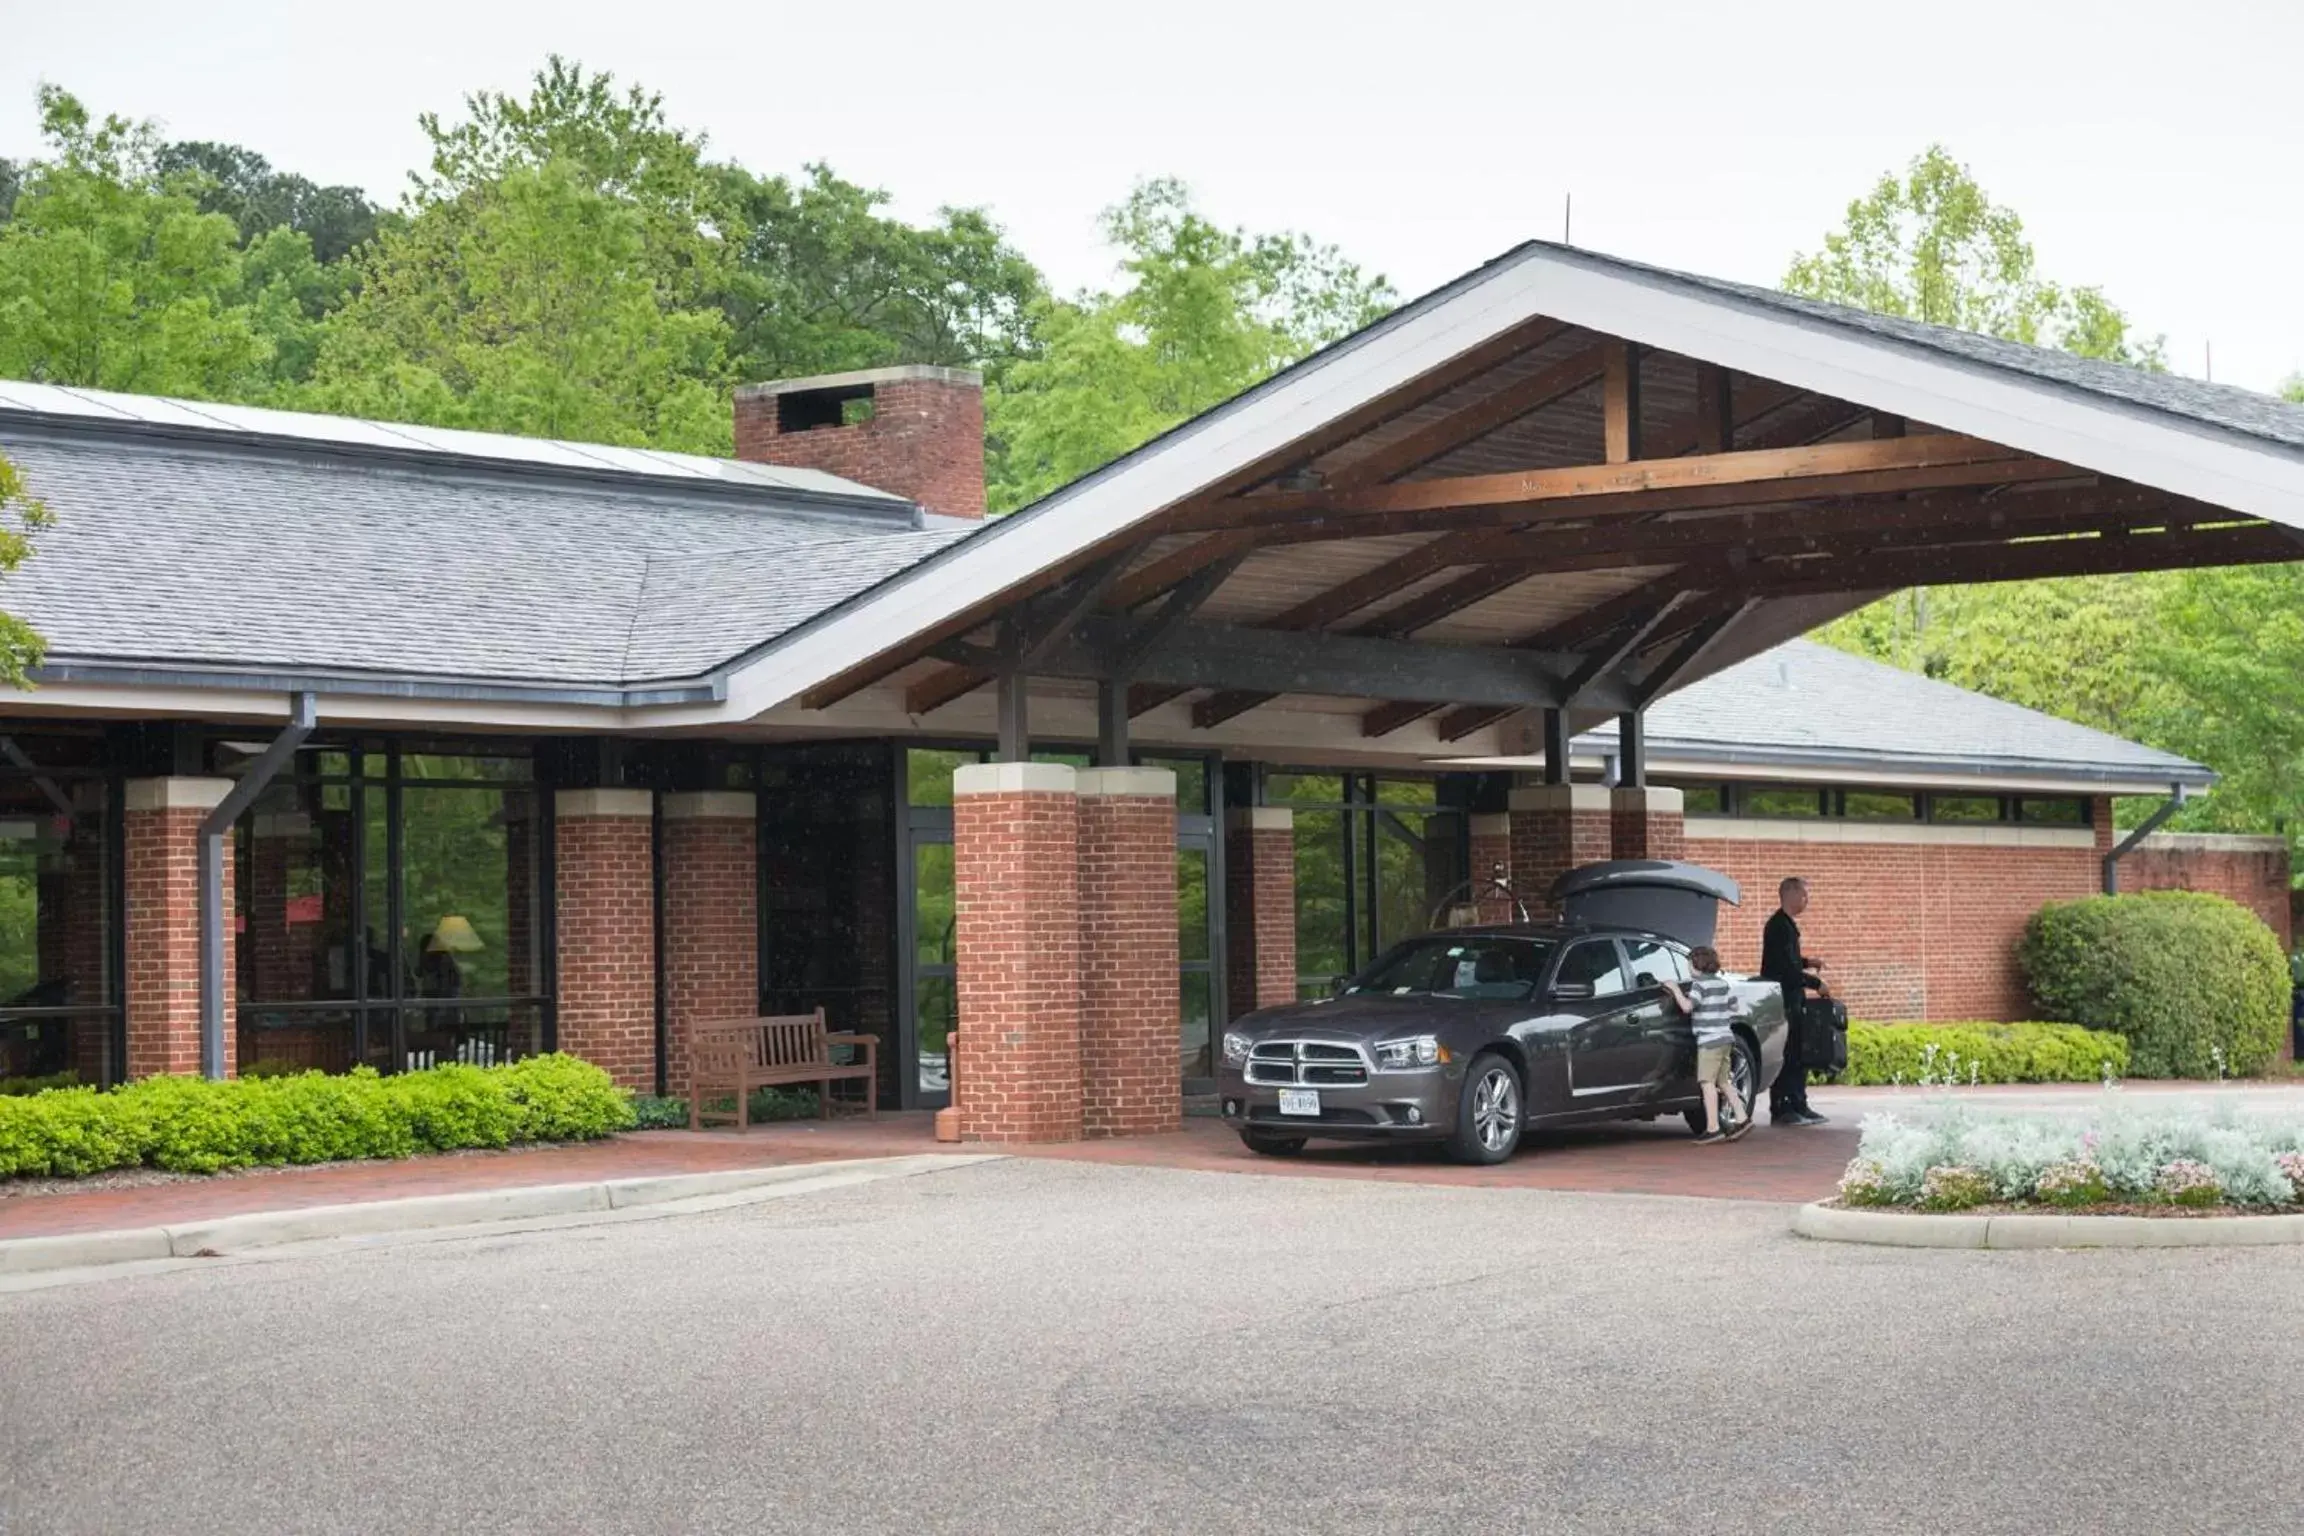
[907,829,956,1107]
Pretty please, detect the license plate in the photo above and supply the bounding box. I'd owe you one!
[1278,1089,1321,1117]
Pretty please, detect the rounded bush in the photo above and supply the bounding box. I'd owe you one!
[2021,891,2288,1078]
[2155,1159,2223,1207]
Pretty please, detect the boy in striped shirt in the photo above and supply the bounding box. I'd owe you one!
[1663,946,1753,1145]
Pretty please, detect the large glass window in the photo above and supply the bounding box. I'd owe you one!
[1928,794,2005,823]
[231,743,546,1075]
[1272,773,1467,1000]
[1347,935,1554,1001]
[0,733,117,1090]
[763,745,900,1103]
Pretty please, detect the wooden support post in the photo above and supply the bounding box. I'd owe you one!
[1694,363,1732,455]
[1603,342,1642,464]
[1542,709,1570,785]
[994,668,1029,763]
[1617,710,1646,788]
[1097,678,1130,767]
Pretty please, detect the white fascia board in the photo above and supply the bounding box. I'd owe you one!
[695,255,1564,724]
[1515,251,2304,526]
[11,679,632,732]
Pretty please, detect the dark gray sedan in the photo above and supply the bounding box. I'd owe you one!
[1217,925,1788,1164]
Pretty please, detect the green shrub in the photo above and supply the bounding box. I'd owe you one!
[0,1071,80,1097]
[0,1053,633,1180]
[1841,1021,2129,1086]
[2022,891,2289,1078]
[680,1085,825,1124]
[627,1094,689,1130]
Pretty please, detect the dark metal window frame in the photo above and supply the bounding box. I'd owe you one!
[0,741,126,1086]
[1663,778,2091,828]
[1254,767,1471,998]
[226,734,556,1072]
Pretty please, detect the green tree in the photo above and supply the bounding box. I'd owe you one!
[1785,145,2162,364]
[718,162,1043,386]
[0,452,49,687]
[986,179,1393,511]
[0,88,274,397]
[302,61,735,450]
[154,140,383,264]
[2144,565,2304,845]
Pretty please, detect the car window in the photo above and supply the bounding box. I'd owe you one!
[1622,938,1681,990]
[1555,940,1630,998]
[1348,936,1557,1000]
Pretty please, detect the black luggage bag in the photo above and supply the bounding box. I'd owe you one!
[1804,997,1850,1075]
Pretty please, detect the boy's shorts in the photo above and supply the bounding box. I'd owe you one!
[1695,1042,1735,1090]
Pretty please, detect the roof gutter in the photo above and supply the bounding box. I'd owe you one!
[200,691,317,1079]
[32,659,727,710]
[2102,783,2194,896]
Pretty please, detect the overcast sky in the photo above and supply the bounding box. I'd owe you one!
[6,0,2300,393]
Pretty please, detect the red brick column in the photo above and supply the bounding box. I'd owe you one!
[122,778,235,1079]
[1077,768,1180,1139]
[1610,786,1687,862]
[660,792,758,1102]
[1224,806,1297,1018]
[1468,812,1518,922]
[553,789,656,1092]
[953,763,1082,1143]
[1509,785,1613,915]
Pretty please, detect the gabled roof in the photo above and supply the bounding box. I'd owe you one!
[1573,639,2212,793]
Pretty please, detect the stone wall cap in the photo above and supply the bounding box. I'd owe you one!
[554,787,655,819]
[1610,785,1686,814]
[953,762,1077,797]
[660,790,757,821]
[1075,767,1176,799]
[736,364,982,399]
[1508,783,1613,813]
[2134,830,2289,854]
[124,777,234,812]
[1225,806,1294,832]
[1469,813,1512,837]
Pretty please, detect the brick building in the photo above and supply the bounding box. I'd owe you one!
[3,240,2302,1130]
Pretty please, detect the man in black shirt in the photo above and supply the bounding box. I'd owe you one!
[1761,876,1829,1126]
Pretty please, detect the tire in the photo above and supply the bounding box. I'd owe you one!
[1446,1052,1524,1165]
[1239,1128,1307,1157]
[1683,1035,1762,1136]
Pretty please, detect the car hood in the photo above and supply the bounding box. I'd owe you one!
[1231,993,1531,1041]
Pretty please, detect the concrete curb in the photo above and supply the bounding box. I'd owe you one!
[1793,1201,2304,1250]
[0,1155,995,1276]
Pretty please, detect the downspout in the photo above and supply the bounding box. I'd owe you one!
[2102,782,2192,896]
[199,692,318,1079]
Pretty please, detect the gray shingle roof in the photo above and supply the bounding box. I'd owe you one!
[1578,638,2211,787]
[0,412,966,692]
[1543,243,2304,456]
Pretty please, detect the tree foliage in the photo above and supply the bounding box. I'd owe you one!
[1785,145,2162,365]
[986,178,1394,511]
[0,452,48,687]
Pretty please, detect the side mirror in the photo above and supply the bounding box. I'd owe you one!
[1552,981,1594,1002]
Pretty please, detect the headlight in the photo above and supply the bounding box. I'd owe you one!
[1373,1035,1448,1070]
[1221,1031,1253,1067]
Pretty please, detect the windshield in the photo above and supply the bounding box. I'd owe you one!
[1345,935,1557,1001]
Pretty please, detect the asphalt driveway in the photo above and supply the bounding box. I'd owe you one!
[3,1157,2299,1535]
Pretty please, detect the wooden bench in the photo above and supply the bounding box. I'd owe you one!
[688,1010,879,1130]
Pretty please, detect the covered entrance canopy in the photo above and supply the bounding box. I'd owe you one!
[741,242,2303,768]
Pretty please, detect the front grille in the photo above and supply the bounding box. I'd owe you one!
[1245,1039,1370,1087]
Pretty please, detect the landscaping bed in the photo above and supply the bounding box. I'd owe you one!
[0,1054,636,1181]
[1835,1098,2304,1214]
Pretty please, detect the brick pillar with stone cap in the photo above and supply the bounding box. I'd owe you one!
[952,762,1083,1143]
[553,788,657,1092]
[660,791,759,1103]
[1509,784,1614,917]
[1076,767,1180,1138]
[1611,786,1687,863]
[1224,806,1297,1017]
[122,777,236,1079]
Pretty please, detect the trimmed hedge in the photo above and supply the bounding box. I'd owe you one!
[1840,1021,2129,1086]
[2022,891,2289,1078]
[0,1053,635,1179]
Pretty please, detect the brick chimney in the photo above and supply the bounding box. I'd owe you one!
[733,364,985,520]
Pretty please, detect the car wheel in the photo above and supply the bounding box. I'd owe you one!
[1446,1053,1524,1165]
[1683,1036,1763,1135]
[1239,1129,1307,1157]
